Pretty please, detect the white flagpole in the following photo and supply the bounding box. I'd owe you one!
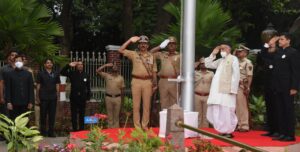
[181,0,196,111]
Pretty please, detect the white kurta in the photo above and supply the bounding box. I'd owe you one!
[204,54,240,134]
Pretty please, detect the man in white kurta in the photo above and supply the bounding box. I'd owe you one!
[204,44,240,138]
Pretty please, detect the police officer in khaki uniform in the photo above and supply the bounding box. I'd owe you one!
[194,57,214,128]
[150,36,180,109]
[235,44,253,132]
[96,62,125,128]
[119,35,157,130]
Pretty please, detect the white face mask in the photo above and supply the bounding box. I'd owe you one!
[15,61,24,69]
[220,51,227,58]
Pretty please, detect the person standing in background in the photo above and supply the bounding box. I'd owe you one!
[5,55,34,120]
[36,59,60,137]
[60,61,91,131]
[271,33,300,141]
[194,57,214,128]
[235,45,253,132]
[150,36,181,109]
[0,50,18,141]
[96,62,125,128]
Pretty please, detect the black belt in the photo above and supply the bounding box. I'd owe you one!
[105,93,121,98]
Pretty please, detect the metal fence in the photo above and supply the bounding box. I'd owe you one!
[69,51,132,101]
[0,51,133,102]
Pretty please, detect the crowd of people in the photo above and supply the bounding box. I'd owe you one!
[0,32,299,142]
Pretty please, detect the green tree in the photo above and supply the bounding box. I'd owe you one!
[151,0,241,57]
[0,0,64,64]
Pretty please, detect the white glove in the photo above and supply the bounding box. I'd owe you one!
[159,39,170,49]
[264,43,269,48]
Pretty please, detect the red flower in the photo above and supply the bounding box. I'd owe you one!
[166,134,172,140]
[159,146,166,152]
[66,143,76,150]
[94,113,108,120]
[174,144,180,149]
[80,148,86,152]
[101,146,109,150]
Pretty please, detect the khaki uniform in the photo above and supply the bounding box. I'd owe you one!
[194,70,214,128]
[99,72,125,128]
[123,50,157,129]
[236,58,253,130]
[154,51,180,109]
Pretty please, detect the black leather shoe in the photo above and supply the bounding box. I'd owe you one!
[261,132,273,136]
[270,132,280,137]
[272,134,285,140]
[225,134,234,138]
[48,132,56,138]
[279,136,296,142]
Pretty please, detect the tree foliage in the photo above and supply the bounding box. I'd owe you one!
[0,0,64,64]
[151,0,241,57]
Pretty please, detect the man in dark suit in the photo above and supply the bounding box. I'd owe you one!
[271,33,300,141]
[5,55,34,120]
[257,36,281,138]
[61,61,91,131]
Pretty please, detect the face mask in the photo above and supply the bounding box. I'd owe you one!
[220,51,227,58]
[15,61,24,69]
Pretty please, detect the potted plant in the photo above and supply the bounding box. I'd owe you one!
[249,95,266,130]
[121,96,133,128]
[0,111,43,152]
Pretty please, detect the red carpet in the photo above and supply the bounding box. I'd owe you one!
[70,128,300,147]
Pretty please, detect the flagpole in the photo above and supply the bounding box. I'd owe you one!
[181,0,196,111]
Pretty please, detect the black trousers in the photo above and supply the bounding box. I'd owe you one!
[70,96,86,131]
[275,91,295,137]
[264,90,280,133]
[8,105,28,120]
[40,99,57,135]
[0,103,7,115]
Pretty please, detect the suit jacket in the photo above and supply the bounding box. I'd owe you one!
[271,46,300,92]
[60,65,91,101]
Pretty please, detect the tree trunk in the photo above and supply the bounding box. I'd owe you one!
[122,0,133,40]
[61,0,73,56]
[154,0,177,33]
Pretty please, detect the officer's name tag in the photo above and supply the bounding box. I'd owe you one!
[282,54,286,59]
[84,78,87,82]
[84,116,98,124]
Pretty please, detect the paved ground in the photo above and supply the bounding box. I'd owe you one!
[0,136,67,152]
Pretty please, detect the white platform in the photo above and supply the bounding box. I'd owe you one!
[159,110,199,138]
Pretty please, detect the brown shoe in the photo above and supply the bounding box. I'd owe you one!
[238,128,249,132]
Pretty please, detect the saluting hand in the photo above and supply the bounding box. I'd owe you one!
[130,36,140,43]
[290,89,297,96]
[106,63,114,67]
[159,39,170,49]
[69,62,77,67]
[212,46,221,55]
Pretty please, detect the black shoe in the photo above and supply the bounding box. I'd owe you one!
[272,134,285,140]
[224,134,234,138]
[261,132,273,136]
[270,132,280,137]
[48,132,56,138]
[279,136,296,142]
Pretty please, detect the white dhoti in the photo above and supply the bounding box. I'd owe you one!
[207,104,237,134]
